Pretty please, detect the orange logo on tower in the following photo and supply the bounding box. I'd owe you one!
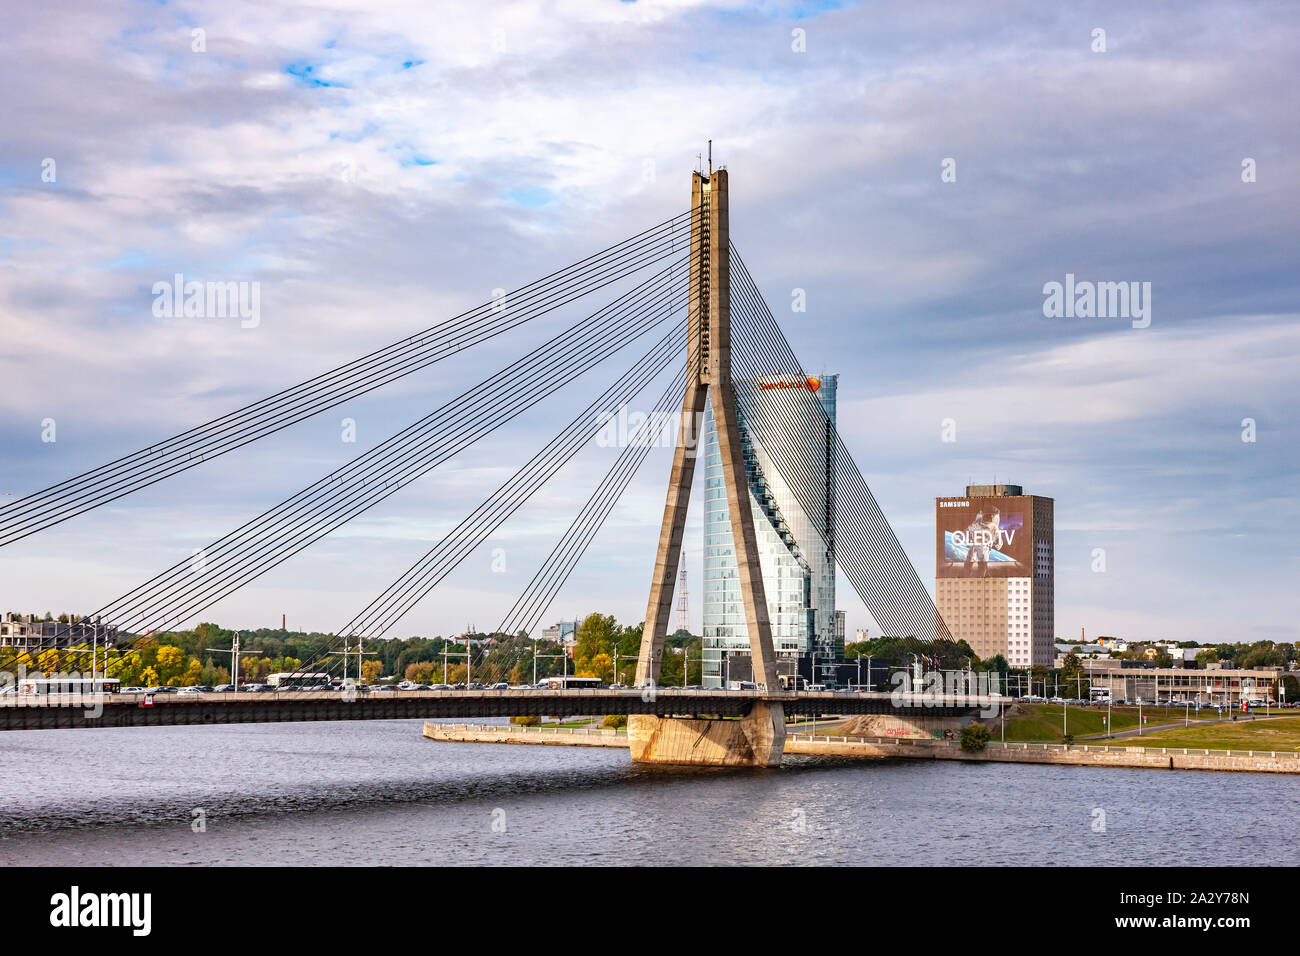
[760,376,822,392]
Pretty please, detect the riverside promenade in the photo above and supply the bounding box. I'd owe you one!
[423,721,628,748]
[423,722,1300,774]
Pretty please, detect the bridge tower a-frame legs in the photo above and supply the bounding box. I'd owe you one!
[630,168,785,767]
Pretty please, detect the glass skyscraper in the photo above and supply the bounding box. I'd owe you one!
[701,374,839,687]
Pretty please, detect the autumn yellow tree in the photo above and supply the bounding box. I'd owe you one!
[404,662,438,683]
[578,652,614,683]
[155,645,184,683]
[240,657,272,682]
[179,658,203,686]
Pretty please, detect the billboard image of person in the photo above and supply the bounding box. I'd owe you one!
[937,498,1030,578]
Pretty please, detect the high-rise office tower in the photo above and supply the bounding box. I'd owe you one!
[934,484,1055,668]
[701,375,839,686]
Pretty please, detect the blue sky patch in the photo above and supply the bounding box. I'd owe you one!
[285,63,344,88]
[502,187,556,208]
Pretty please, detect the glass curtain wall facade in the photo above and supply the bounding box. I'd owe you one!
[701,375,839,687]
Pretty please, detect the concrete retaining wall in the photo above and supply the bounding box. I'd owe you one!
[422,723,1300,775]
[786,734,1300,774]
[835,713,973,740]
[422,722,626,748]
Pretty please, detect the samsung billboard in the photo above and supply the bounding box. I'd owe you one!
[936,496,1033,578]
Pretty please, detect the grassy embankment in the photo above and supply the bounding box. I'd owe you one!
[992,703,1141,741]
[1124,716,1300,752]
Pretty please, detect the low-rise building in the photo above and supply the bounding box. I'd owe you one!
[541,620,580,646]
[0,613,118,650]
[1082,659,1281,706]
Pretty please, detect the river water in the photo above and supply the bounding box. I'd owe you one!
[2,720,1296,866]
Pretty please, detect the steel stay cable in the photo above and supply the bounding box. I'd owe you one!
[0,211,704,545]
[335,324,688,646]
[31,255,696,670]
[728,249,948,639]
[496,359,692,640]
[286,325,688,680]
[493,355,697,639]
[726,256,931,638]
[105,261,695,638]
[92,284,686,681]
[2,205,700,521]
[729,306,925,638]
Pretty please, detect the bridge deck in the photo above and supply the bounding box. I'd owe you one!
[0,688,1003,731]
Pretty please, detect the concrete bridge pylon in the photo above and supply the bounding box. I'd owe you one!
[632,167,785,767]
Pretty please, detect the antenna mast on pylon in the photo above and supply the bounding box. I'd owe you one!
[675,555,690,634]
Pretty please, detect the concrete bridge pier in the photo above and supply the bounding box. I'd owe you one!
[627,701,785,767]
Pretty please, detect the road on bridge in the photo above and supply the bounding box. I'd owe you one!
[0,687,1002,731]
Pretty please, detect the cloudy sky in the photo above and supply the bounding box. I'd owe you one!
[1,0,1296,645]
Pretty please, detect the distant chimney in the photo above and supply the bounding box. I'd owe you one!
[282,614,286,630]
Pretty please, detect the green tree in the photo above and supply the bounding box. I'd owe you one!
[574,613,618,672]
[960,723,991,753]
[983,654,1010,674]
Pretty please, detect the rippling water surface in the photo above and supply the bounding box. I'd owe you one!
[2,720,1296,866]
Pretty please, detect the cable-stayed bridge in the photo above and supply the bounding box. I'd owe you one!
[0,167,975,764]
